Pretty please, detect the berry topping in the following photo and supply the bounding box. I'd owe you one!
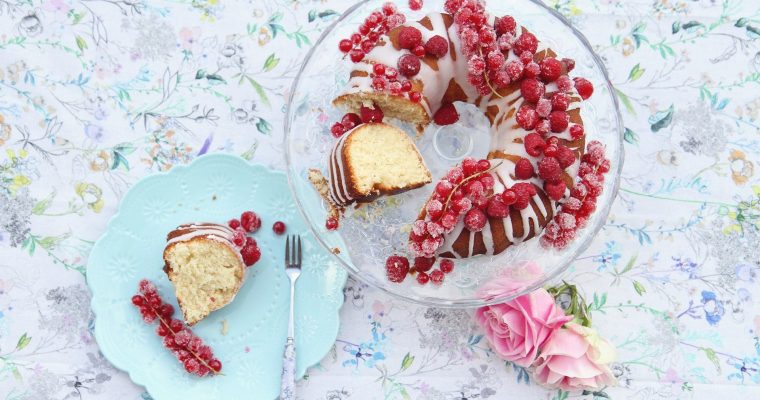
[523,61,540,78]
[440,211,458,230]
[240,211,261,233]
[468,55,486,75]
[562,58,576,72]
[342,112,362,129]
[447,165,465,184]
[506,60,524,81]
[433,103,460,125]
[435,180,454,198]
[409,0,423,11]
[241,243,261,266]
[414,256,435,272]
[386,255,410,283]
[515,158,535,179]
[412,44,427,57]
[544,180,567,201]
[382,2,398,15]
[523,132,546,157]
[512,182,537,210]
[501,189,517,205]
[573,77,594,100]
[494,15,517,35]
[401,80,413,92]
[452,197,473,214]
[325,217,339,231]
[232,230,246,247]
[536,98,552,118]
[409,91,422,102]
[487,51,505,71]
[272,221,286,235]
[426,199,444,220]
[477,159,491,172]
[373,63,386,76]
[520,78,545,103]
[398,54,421,77]
[462,157,479,176]
[131,295,145,306]
[228,218,241,230]
[551,93,570,111]
[331,122,346,138]
[339,39,353,53]
[464,208,487,232]
[548,110,570,133]
[416,271,430,284]
[360,104,384,123]
[399,26,423,50]
[480,174,495,191]
[539,57,562,82]
[514,31,538,55]
[538,156,562,183]
[439,258,455,274]
[536,120,551,136]
[425,35,449,58]
[487,196,511,218]
[516,104,539,130]
[556,145,576,169]
[557,75,574,92]
[430,269,445,285]
[569,124,584,140]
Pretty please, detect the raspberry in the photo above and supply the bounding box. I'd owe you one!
[399,26,423,49]
[556,145,576,169]
[536,98,552,118]
[480,174,495,191]
[498,33,515,52]
[440,211,458,230]
[360,105,384,123]
[574,77,594,100]
[439,259,455,274]
[386,255,410,283]
[487,51,505,71]
[232,230,246,247]
[523,132,546,157]
[514,30,537,54]
[425,35,449,58]
[272,221,286,235]
[240,211,261,233]
[536,120,550,136]
[452,197,473,214]
[427,221,444,237]
[549,110,569,133]
[468,55,486,75]
[398,54,421,77]
[412,44,426,58]
[430,269,445,284]
[539,57,562,82]
[464,208,487,232]
[538,157,562,183]
[544,144,558,156]
[519,51,534,65]
[462,157,479,176]
[486,196,510,218]
[546,136,560,147]
[492,69,511,87]
[523,61,540,78]
[516,105,539,130]
[435,180,454,198]
[331,122,346,138]
[569,124,584,140]
[443,0,461,13]
[325,217,339,230]
[349,49,365,63]
[414,257,435,272]
[557,75,573,92]
[241,243,261,266]
[426,199,444,220]
[514,158,535,179]
[416,271,430,284]
[494,15,516,35]
[551,93,569,111]
[501,189,517,205]
[342,112,362,130]
[520,78,545,104]
[409,0,423,11]
[339,39,353,53]
[512,183,537,210]
[506,60,523,81]
[409,91,422,102]
[434,103,459,125]
[544,180,567,201]
[563,197,582,212]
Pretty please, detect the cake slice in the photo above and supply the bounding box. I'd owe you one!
[163,223,245,325]
[326,122,432,207]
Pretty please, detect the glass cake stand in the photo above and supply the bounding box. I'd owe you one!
[284,0,624,308]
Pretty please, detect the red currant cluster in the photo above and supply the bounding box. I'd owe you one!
[229,210,286,265]
[517,134,577,201]
[385,255,455,285]
[338,2,407,63]
[330,104,385,138]
[540,140,610,250]
[368,61,423,104]
[131,280,222,377]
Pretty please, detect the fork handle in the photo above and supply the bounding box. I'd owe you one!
[279,337,296,400]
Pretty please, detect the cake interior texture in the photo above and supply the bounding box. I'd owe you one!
[164,239,242,325]
[335,93,429,128]
[346,123,431,194]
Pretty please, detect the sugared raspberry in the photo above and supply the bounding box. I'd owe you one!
[523,132,546,157]
[409,0,423,11]
[426,199,444,220]
[501,189,517,205]
[414,257,435,272]
[523,61,540,78]
[556,145,576,169]
[272,221,286,235]
[551,93,569,111]
[544,180,567,201]
[573,77,594,100]
[498,33,515,52]
[416,271,430,284]
[425,35,449,58]
[360,105,384,123]
[538,156,562,183]
[468,55,486,76]
[398,54,421,77]
[434,103,459,125]
[464,208,487,232]
[512,183,536,210]
[491,69,511,87]
[447,166,465,184]
[514,158,535,179]
[412,44,426,57]
[494,15,516,35]
[228,219,241,230]
[536,98,552,118]
[557,75,573,92]
[514,31,537,55]
[349,49,365,63]
[563,197,582,212]
[516,104,539,130]
[240,211,261,232]
[399,26,423,50]
[487,51,505,71]
[539,57,562,82]
[339,39,353,53]
[430,269,445,284]
[486,196,510,218]
[325,217,339,230]
[536,120,550,136]
[462,157,479,176]
[443,0,461,13]
[520,78,545,104]
[421,236,442,256]
[241,243,261,266]
[440,258,455,274]
[548,110,569,133]
[386,255,410,283]
[506,60,524,81]
[427,221,444,237]
[452,197,473,214]
[519,51,534,65]
[568,124,584,140]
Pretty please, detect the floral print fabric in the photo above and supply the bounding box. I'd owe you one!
[1,0,759,399]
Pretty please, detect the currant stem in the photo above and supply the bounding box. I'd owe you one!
[478,47,504,99]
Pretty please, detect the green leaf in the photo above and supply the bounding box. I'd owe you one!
[318,10,339,19]
[628,63,645,82]
[15,333,31,351]
[400,352,414,371]
[614,88,636,115]
[682,21,704,31]
[263,53,280,72]
[308,9,317,22]
[269,11,283,23]
[32,192,55,215]
[701,347,721,372]
[75,36,87,52]
[672,21,681,34]
[633,281,646,296]
[649,105,674,132]
[623,127,639,144]
[747,25,760,36]
[114,142,136,155]
[205,74,226,83]
[11,365,21,380]
[117,88,131,102]
[735,18,749,28]
[621,255,637,274]
[195,69,206,79]
[37,236,61,250]
[256,118,272,135]
[22,236,36,256]
[246,77,270,107]
[111,151,130,170]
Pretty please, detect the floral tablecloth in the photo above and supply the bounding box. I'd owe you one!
[1,0,759,399]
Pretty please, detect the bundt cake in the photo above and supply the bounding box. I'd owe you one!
[163,223,247,325]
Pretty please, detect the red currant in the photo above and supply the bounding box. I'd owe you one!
[272,221,286,235]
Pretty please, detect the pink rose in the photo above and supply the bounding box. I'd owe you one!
[533,322,617,391]
[475,288,572,367]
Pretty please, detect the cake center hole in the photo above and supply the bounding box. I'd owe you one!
[433,124,474,161]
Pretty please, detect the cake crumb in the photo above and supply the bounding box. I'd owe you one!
[331,247,341,254]
[221,319,229,336]
[212,194,217,201]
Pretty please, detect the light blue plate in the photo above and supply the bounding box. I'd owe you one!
[87,154,348,400]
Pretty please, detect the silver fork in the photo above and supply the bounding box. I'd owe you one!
[280,235,301,400]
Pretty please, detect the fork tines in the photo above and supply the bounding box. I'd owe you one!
[285,234,302,268]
